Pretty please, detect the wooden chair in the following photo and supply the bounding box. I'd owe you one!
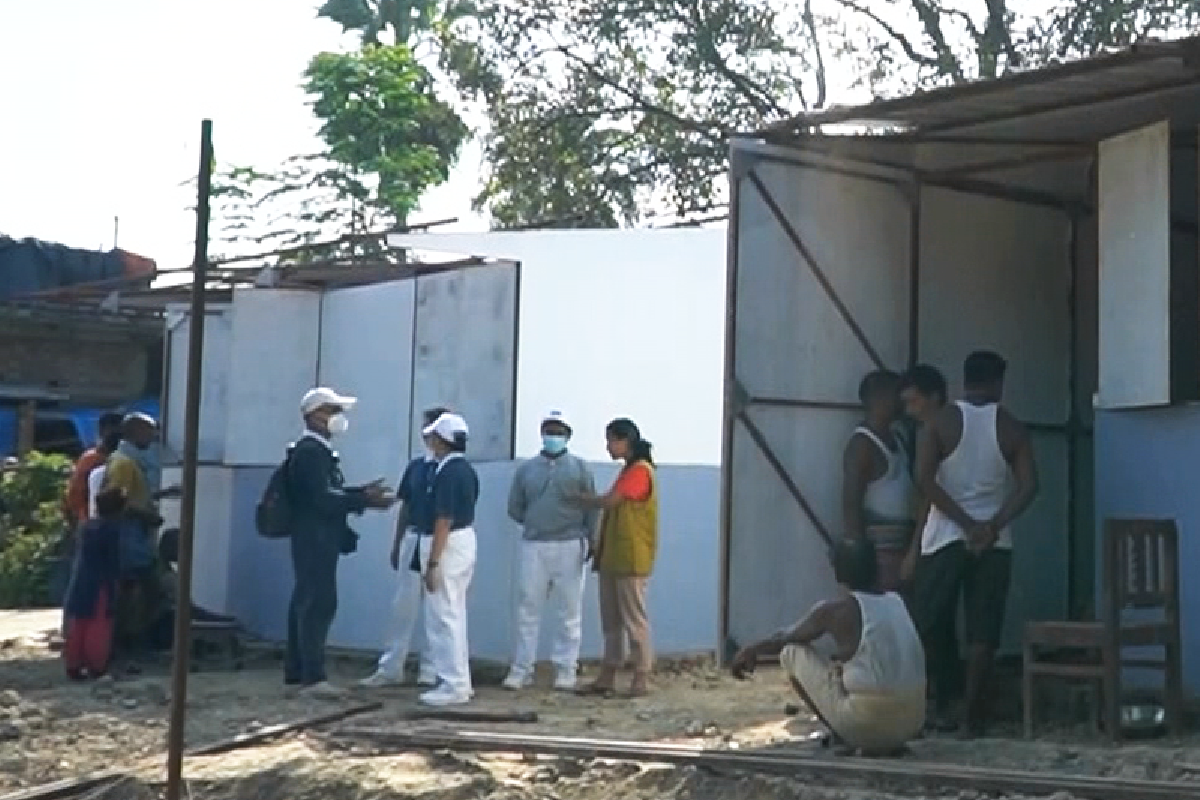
[1023,519,1183,741]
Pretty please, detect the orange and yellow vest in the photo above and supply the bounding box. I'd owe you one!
[597,461,658,577]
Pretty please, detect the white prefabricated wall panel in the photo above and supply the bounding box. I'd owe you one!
[733,160,910,402]
[917,189,1072,424]
[317,280,417,486]
[410,265,518,461]
[314,281,418,630]
[163,306,231,463]
[223,288,320,466]
[158,466,233,614]
[390,230,726,466]
[919,187,1073,644]
[727,157,910,647]
[1097,121,1171,409]
[216,462,719,660]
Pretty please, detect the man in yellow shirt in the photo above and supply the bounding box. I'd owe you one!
[102,414,178,657]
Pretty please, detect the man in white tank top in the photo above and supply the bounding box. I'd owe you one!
[730,539,925,756]
[843,370,915,593]
[911,351,1038,738]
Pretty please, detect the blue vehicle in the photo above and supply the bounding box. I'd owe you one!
[0,397,160,459]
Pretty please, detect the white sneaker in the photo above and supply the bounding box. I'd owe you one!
[501,670,531,691]
[419,684,472,707]
[553,668,578,692]
[299,681,349,700]
[358,671,402,689]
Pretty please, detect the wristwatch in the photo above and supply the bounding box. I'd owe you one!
[426,560,439,569]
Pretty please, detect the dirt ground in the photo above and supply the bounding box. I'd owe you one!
[2,610,1200,799]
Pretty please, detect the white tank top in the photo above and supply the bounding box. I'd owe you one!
[841,592,926,694]
[920,401,1013,555]
[852,427,915,524]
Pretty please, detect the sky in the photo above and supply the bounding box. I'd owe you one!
[0,0,488,270]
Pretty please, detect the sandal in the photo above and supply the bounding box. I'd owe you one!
[576,682,616,699]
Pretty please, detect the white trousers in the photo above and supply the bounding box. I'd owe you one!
[510,538,588,677]
[420,527,476,694]
[376,530,435,680]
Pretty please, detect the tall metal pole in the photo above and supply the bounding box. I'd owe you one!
[165,119,213,800]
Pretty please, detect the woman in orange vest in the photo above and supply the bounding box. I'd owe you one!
[573,418,658,698]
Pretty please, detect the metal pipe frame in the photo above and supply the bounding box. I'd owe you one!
[720,137,1088,661]
[165,119,214,800]
[333,727,1200,800]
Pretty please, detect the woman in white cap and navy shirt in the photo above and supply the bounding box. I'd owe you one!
[418,411,480,706]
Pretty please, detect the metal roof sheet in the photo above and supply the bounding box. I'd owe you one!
[767,37,1200,142]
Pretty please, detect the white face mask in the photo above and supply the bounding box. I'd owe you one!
[327,413,350,436]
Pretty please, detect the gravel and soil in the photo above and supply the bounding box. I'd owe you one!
[2,609,1199,799]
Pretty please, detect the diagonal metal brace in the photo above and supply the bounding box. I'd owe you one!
[736,410,834,547]
[746,168,887,372]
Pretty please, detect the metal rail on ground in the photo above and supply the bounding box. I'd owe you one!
[333,727,1199,800]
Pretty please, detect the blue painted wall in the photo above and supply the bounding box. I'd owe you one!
[1094,407,1199,697]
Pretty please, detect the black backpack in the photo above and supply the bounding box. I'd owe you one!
[256,452,293,538]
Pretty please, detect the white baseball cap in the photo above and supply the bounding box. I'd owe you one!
[300,387,358,415]
[541,410,572,431]
[423,412,469,441]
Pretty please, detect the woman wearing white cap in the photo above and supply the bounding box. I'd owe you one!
[418,411,480,706]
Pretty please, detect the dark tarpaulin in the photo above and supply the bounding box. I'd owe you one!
[0,235,155,299]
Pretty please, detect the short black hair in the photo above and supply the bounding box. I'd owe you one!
[831,538,877,592]
[423,406,451,427]
[857,370,901,405]
[98,412,124,433]
[95,487,127,519]
[900,364,948,404]
[963,350,1007,388]
[447,432,468,453]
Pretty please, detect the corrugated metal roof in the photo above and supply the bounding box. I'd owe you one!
[767,37,1200,142]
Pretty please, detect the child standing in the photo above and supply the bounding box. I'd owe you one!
[63,487,125,679]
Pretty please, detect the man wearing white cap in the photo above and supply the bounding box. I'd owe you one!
[285,388,394,699]
[418,411,480,706]
[502,411,598,691]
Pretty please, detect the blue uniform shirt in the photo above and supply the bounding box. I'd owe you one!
[429,454,480,531]
[397,457,436,534]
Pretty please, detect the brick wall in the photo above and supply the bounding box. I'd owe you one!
[0,314,157,403]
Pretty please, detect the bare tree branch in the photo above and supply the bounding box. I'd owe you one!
[834,0,942,70]
[553,45,729,141]
[686,4,794,119]
[908,0,967,81]
[802,0,827,108]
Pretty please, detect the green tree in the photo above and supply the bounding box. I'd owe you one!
[317,0,441,46]
[450,0,1200,228]
[213,43,468,262]
[0,452,71,608]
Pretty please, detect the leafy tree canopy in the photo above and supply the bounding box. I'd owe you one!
[213,43,467,261]
[444,0,1200,228]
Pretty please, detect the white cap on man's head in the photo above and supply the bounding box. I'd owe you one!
[300,387,358,415]
[123,412,158,428]
[423,412,469,441]
[541,410,572,431]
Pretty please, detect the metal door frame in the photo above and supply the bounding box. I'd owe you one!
[719,138,1087,660]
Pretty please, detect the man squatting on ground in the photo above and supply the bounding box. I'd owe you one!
[910,351,1038,736]
[502,410,599,692]
[360,406,450,689]
[730,538,926,756]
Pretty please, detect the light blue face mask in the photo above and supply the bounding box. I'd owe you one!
[542,435,569,455]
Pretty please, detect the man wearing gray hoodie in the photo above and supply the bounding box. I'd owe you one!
[503,411,599,691]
